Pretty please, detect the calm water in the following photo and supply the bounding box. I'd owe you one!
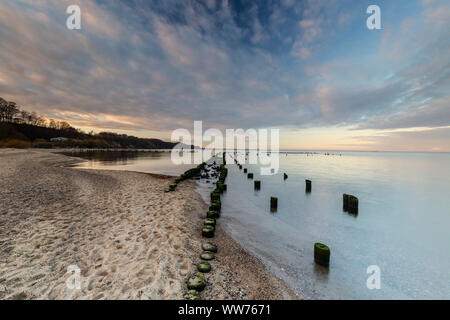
[62,150,197,176]
[67,150,450,299]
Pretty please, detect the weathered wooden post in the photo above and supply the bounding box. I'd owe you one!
[244,168,247,173]
[270,197,278,212]
[314,243,330,266]
[283,173,288,180]
[202,225,215,238]
[305,179,312,193]
[254,180,261,190]
[343,194,358,214]
[348,195,358,214]
[343,194,349,211]
[247,173,253,179]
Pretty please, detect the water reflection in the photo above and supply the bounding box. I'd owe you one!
[62,150,167,164]
[62,150,198,176]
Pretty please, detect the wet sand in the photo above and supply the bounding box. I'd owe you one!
[0,149,295,300]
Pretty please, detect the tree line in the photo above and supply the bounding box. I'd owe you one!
[0,96,177,149]
[0,97,72,130]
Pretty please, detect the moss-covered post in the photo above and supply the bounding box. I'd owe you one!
[202,225,215,238]
[314,242,330,266]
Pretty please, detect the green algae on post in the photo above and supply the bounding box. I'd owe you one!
[197,261,212,273]
[211,199,221,210]
[206,210,219,219]
[186,274,206,291]
[204,218,216,226]
[202,242,217,253]
[211,192,220,202]
[202,225,215,238]
[314,242,330,266]
[183,289,200,300]
[200,251,215,261]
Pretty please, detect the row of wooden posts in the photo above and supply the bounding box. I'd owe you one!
[183,153,228,299]
[242,167,358,214]
[232,153,360,267]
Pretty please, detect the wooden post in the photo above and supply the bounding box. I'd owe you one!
[343,194,358,214]
[283,173,288,180]
[244,168,247,173]
[254,180,261,190]
[348,195,358,214]
[247,173,253,179]
[270,197,278,212]
[305,179,311,192]
[314,243,330,266]
[343,194,349,211]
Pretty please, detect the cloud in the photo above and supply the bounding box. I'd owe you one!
[352,127,450,152]
[0,0,448,152]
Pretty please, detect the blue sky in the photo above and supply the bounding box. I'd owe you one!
[0,0,449,150]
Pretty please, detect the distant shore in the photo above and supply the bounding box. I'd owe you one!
[0,149,295,299]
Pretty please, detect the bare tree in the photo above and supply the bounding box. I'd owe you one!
[31,113,46,126]
[4,102,19,122]
[19,110,30,124]
[0,97,7,122]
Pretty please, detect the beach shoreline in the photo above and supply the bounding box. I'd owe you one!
[0,149,296,300]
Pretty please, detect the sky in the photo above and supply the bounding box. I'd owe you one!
[0,0,449,151]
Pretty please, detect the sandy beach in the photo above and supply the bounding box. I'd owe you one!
[0,149,295,300]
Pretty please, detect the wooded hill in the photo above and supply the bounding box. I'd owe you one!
[0,97,177,149]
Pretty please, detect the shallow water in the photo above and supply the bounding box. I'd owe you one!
[215,151,450,299]
[67,150,450,299]
[62,150,197,176]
